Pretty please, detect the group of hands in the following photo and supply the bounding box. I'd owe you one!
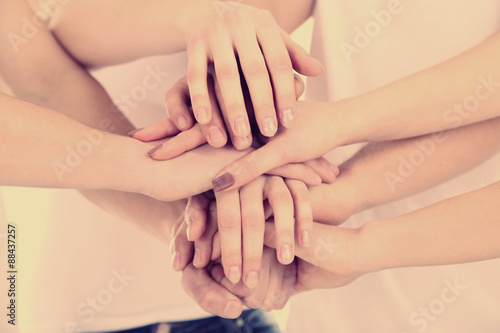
[128,3,363,318]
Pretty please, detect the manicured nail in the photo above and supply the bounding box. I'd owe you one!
[213,173,235,192]
[262,117,277,137]
[228,266,241,284]
[148,144,163,157]
[234,117,250,137]
[261,300,274,312]
[128,127,144,137]
[281,244,293,264]
[233,135,249,149]
[197,107,210,124]
[301,231,311,247]
[246,271,259,289]
[281,108,295,128]
[223,299,241,318]
[177,115,189,130]
[186,225,192,242]
[193,249,203,267]
[171,251,181,270]
[209,126,224,143]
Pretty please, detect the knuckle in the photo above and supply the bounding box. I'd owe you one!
[271,55,293,73]
[244,296,264,309]
[199,290,219,313]
[244,60,269,78]
[242,212,264,229]
[190,93,207,107]
[253,103,275,117]
[187,69,204,85]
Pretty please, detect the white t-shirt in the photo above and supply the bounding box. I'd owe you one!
[287,1,500,332]
[7,54,215,333]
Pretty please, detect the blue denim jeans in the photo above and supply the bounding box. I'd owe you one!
[104,309,281,333]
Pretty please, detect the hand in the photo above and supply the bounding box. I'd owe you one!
[132,71,308,158]
[212,100,348,192]
[263,221,368,291]
[179,2,323,140]
[210,246,297,312]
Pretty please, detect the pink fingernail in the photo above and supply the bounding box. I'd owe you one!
[177,115,189,130]
[262,117,277,137]
[301,231,311,247]
[228,266,241,284]
[128,127,144,137]
[209,126,224,143]
[234,117,250,137]
[148,144,162,157]
[281,244,293,264]
[197,107,210,124]
[246,271,259,289]
[193,249,203,267]
[171,251,181,270]
[213,173,235,192]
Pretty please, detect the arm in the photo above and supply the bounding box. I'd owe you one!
[214,30,500,191]
[308,117,500,224]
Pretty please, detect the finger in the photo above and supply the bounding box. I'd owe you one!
[185,194,210,242]
[213,74,252,151]
[181,263,243,319]
[187,38,212,125]
[304,157,340,184]
[234,27,277,138]
[193,201,219,268]
[267,162,322,186]
[199,74,228,148]
[239,177,266,289]
[211,231,222,261]
[261,252,285,312]
[264,177,295,265]
[165,76,194,131]
[275,261,297,309]
[210,26,250,139]
[171,219,194,271]
[215,189,242,284]
[211,264,254,299]
[257,20,296,128]
[293,74,305,100]
[285,179,312,248]
[212,142,286,192]
[149,124,207,160]
[130,119,180,142]
[281,31,324,77]
[241,246,273,309]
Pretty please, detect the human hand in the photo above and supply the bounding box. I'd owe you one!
[131,70,308,157]
[211,100,349,192]
[263,221,368,291]
[178,1,323,140]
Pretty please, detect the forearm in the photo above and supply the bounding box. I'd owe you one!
[360,180,500,272]
[338,32,500,145]
[311,118,500,223]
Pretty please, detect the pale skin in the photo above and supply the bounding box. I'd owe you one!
[1,0,334,318]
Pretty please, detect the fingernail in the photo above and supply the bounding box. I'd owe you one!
[197,107,210,124]
[282,108,295,128]
[262,117,277,137]
[228,266,241,284]
[176,115,189,130]
[171,251,181,270]
[209,126,224,143]
[213,173,235,192]
[186,225,192,242]
[223,299,241,318]
[234,117,250,137]
[301,231,310,247]
[128,127,144,137]
[261,300,274,312]
[246,271,259,289]
[233,135,249,149]
[312,57,325,72]
[193,249,202,267]
[148,144,162,157]
[314,173,322,184]
[281,244,293,264]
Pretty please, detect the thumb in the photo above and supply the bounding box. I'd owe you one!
[212,143,287,192]
[283,31,324,77]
